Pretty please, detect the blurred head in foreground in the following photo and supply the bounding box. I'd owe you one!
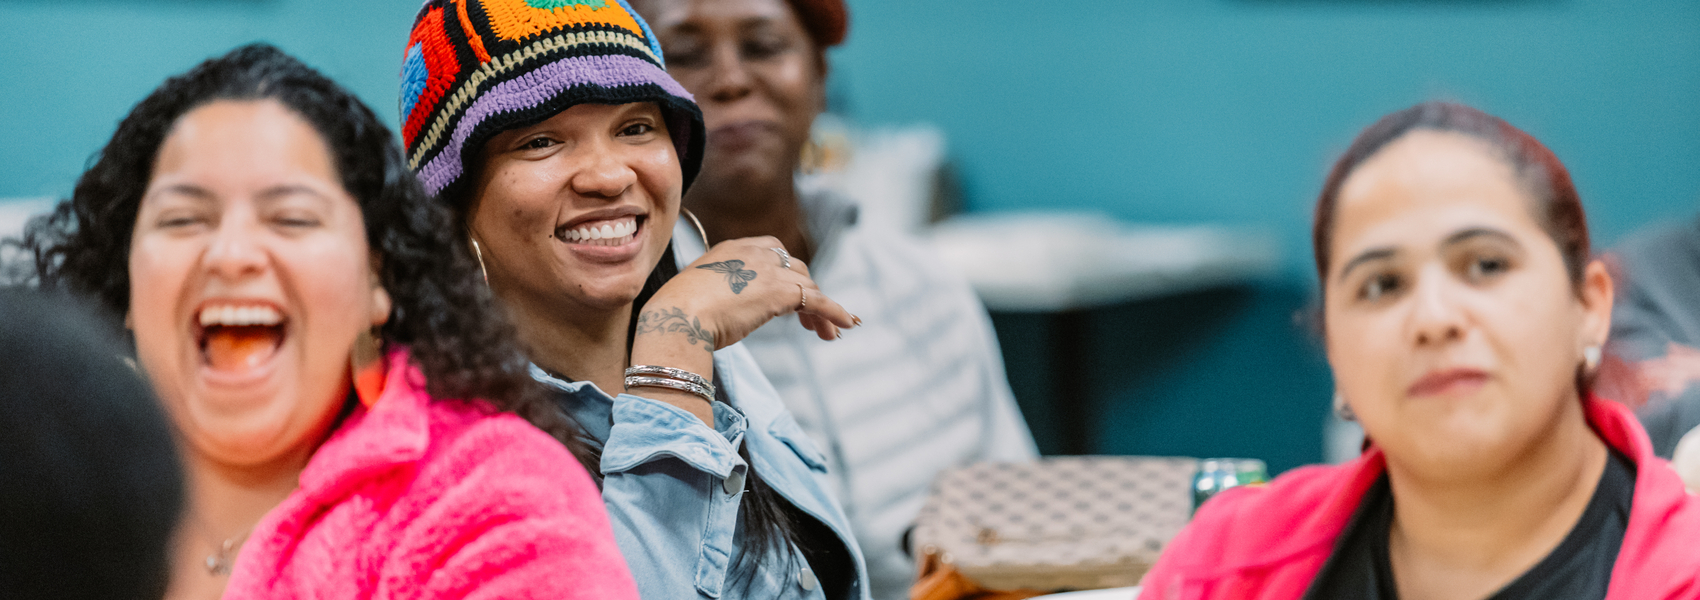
[0,290,183,599]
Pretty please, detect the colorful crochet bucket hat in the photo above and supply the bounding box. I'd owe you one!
[400,0,704,199]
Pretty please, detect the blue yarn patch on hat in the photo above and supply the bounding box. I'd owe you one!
[526,0,608,8]
[399,43,428,123]
[613,0,665,65]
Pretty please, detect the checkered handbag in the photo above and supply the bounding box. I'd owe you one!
[911,456,1198,592]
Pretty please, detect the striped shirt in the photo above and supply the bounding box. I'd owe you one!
[673,190,1037,600]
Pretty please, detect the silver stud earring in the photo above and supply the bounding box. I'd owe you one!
[1333,392,1357,422]
[1584,345,1602,372]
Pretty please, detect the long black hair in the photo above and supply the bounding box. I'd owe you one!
[19,43,592,467]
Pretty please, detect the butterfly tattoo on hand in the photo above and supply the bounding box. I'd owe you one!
[697,260,757,294]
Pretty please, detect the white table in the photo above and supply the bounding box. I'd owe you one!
[0,197,55,241]
[926,212,1277,313]
[925,212,1278,454]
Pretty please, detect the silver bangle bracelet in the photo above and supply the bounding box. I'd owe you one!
[624,365,713,390]
[625,375,715,404]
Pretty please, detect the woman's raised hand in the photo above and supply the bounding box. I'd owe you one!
[640,236,856,353]
[628,237,855,421]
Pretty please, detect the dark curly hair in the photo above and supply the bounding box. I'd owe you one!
[19,43,591,467]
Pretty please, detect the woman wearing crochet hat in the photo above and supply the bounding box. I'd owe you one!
[400,2,868,599]
[24,44,636,599]
[1137,102,1700,599]
[623,1,1037,597]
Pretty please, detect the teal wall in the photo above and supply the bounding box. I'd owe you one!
[825,0,1700,472]
[0,0,421,199]
[4,0,1698,473]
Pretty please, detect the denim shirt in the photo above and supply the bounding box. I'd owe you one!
[531,342,871,600]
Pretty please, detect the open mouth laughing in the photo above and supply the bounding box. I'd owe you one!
[195,302,287,374]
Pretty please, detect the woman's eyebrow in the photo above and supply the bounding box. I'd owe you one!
[1441,227,1519,248]
[737,16,777,33]
[149,183,215,201]
[255,184,332,204]
[1338,247,1396,283]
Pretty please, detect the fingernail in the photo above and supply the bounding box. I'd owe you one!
[836,330,843,340]
[852,315,863,326]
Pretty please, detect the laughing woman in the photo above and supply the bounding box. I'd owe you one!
[1138,103,1700,599]
[25,45,637,600]
[399,2,867,599]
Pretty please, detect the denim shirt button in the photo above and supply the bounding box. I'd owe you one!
[723,469,745,495]
[799,566,817,591]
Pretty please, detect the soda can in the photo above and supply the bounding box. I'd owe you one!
[1192,458,1269,515]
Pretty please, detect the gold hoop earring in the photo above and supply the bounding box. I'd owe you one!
[681,208,710,249]
[469,238,489,284]
[800,137,824,174]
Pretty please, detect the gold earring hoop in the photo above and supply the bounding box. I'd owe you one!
[469,238,489,284]
[680,208,710,249]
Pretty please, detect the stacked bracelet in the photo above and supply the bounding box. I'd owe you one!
[624,365,716,404]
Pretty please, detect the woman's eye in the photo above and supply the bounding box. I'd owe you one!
[618,123,654,137]
[156,211,208,229]
[742,36,789,59]
[520,137,558,150]
[273,213,322,228]
[663,46,705,68]
[1466,256,1511,281]
[1358,273,1402,302]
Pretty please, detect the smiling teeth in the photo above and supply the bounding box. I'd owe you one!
[198,305,283,327]
[561,218,638,246]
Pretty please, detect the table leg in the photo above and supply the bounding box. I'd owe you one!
[1052,308,1092,455]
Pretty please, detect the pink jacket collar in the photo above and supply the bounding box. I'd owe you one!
[1198,395,1699,592]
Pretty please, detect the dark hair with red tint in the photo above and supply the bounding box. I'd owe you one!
[1312,102,1589,297]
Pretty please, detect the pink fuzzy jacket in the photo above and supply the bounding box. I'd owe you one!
[224,350,639,599]
[1139,395,1700,599]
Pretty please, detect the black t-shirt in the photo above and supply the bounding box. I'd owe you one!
[1304,450,1636,600]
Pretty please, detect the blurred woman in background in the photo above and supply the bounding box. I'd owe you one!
[400,1,867,598]
[624,1,1038,595]
[1139,102,1700,599]
[26,44,635,600]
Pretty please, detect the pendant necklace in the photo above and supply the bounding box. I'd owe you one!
[200,524,253,576]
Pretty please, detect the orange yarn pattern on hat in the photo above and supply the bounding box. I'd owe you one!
[456,0,493,63]
[479,0,645,43]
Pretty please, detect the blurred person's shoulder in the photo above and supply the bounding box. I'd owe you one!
[1608,215,1700,337]
[1611,214,1700,272]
